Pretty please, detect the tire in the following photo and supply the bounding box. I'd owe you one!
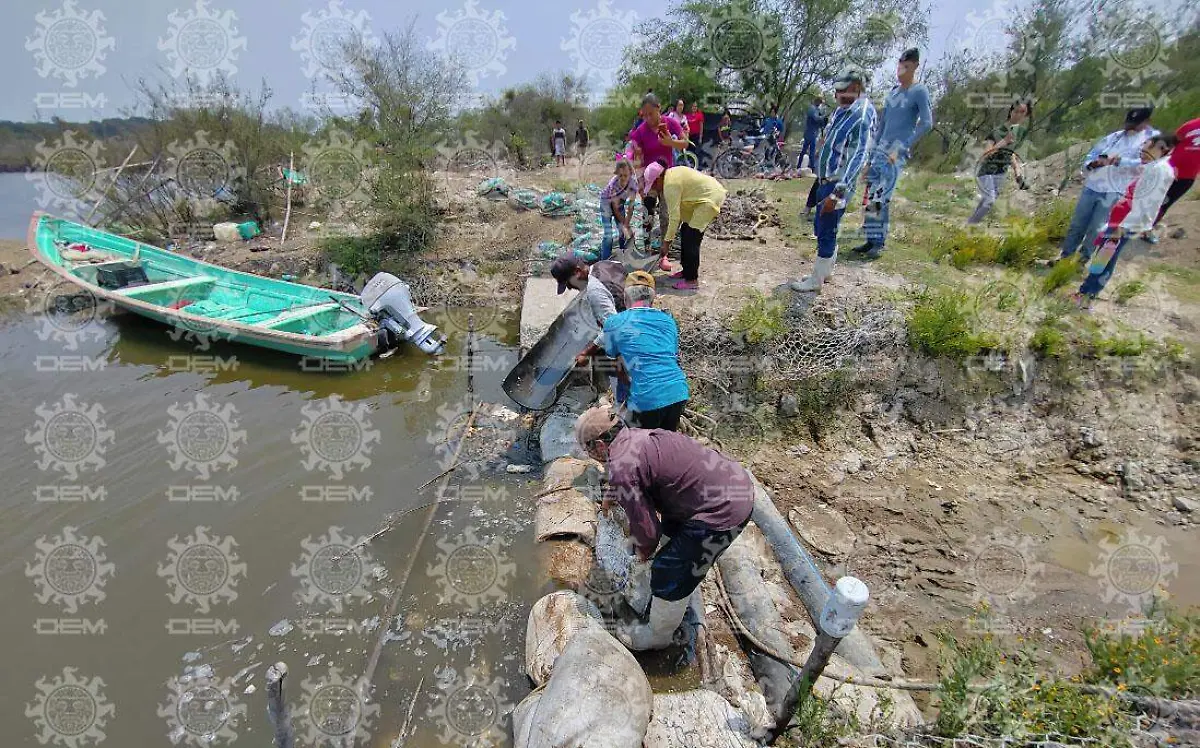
[714,150,750,180]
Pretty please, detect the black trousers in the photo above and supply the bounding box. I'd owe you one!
[651,515,750,601]
[680,223,703,281]
[1155,178,1195,225]
[630,398,687,431]
[805,178,821,210]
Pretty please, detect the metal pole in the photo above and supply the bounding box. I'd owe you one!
[266,662,293,748]
[796,576,870,701]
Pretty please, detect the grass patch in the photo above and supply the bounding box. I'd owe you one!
[906,290,997,359]
[730,290,787,343]
[930,228,1001,269]
[1031,197,1075,244]
[549,178,580,193]
[1085,606,1199,699]
[1113,279,1147,304]
[789,368,857,442]
[1041,256,1083,295]
[320,234,390,277]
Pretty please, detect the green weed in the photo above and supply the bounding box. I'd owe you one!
[1041,257,1083,295]
[730,290,786,343]
[1113,279,1146,305]
[1084,606,1200,699]
[907,290,995,359]
[1031,198,1075,243]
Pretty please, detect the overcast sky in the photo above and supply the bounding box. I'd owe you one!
[3,0,1002,122]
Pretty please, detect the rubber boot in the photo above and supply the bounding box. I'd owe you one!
[616,595,691,650]
[848,241,874,254]
[790,250,836,292]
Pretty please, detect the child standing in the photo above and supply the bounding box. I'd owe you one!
[599,158,639,260]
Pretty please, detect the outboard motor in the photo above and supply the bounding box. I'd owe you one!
[360,272,446,355]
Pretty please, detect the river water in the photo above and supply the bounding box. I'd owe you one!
[0,293,542,746]
[1,172,39,238]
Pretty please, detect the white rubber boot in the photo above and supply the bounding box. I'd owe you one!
[789,251,836,292]
[616,595,691,650]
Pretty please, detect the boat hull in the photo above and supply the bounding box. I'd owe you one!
[28,212,377,363]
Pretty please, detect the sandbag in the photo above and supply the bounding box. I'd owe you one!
[524,591,604,687]
[512,626,652,748]
[643,690,760,747]
[535,487,596,545]
[590,510,651,615]
[542,539,593,589]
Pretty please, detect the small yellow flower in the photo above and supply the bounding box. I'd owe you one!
[1117,683,1127,691]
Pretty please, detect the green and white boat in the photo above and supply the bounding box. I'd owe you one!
[28,212,445,362]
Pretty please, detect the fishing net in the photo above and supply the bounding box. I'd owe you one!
[539,192,576,217]
[510,189,541,211]
[676,296,906,395]
[477,177,509,198]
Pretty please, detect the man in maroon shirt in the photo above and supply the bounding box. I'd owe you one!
[575,405,754,649]
[629,93,688,269]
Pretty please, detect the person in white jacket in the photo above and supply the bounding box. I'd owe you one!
[1074,134,1177,305]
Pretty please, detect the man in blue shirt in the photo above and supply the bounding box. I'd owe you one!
[798,95,827,174]
[760,105,785,170]
[852,48,933,260]
[790,67,876,293]
[596,281,689,431]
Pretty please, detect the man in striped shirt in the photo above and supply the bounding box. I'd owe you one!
[791,68,877,292]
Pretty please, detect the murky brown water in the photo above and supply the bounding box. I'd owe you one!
[0,300,545,747]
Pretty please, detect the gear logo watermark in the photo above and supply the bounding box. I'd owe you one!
[157,394,246,479]
[293,667,378,745]
[438,281,505,335]
[28,132,103,216]
[954,0,1038,96]
[1089,530,1178,615]
[165,132,244,207]
[700,0,780,76]
[158,0,246,85]
[291,395,380,479]
[302,129,372,216]
[27,527,115,614]
[428,666,512,747]
[1099,17,1170,86]
[427,526,515,609]
[27,395,114,479]
[427,0,515,86]
[27,668,115,748]
[428,397,518,481]
[966,530,1044,619]
[291,526,378,612]
[27,272,113,353]
[560,0,639,84]
[158,672,245,746]
[27,1,115,88]
[158,527,245,613]
[292,0,375,80]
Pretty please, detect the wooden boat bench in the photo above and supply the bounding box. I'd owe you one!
[114,276,216,298]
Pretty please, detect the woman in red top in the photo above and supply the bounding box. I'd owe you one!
[686,102,706,169]
[1148,116,1200,242]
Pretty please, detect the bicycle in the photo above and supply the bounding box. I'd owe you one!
[713,132,786,179]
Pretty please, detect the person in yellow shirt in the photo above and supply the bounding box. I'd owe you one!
[641,161,727,290]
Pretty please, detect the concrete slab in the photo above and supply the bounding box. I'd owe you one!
[520,276,577,351]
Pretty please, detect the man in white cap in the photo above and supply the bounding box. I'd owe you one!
[574,404,754,649]
[640,162,727,290]
[790,67,876,292]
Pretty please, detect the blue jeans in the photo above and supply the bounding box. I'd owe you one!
[651,517,749,602]
[1079,232,1130,297]
[798,137,818,170]
[1060,187,1119,261]
[812,181,846,259]
[862,151,905,248]
[600,204,627,260]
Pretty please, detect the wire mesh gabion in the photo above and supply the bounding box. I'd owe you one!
[676,296,906,395]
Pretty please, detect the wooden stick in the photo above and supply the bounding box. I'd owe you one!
[85,146,138,225]
[392,675,424,747]
[280,152,295,246]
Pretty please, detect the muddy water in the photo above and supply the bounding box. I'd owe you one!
[0,302,544,746]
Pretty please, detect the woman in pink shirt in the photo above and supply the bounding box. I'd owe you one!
[628,94,688,270]
[686,103,706,168]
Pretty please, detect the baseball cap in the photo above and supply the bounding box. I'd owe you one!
[1125,106,1153,127]
[574,405,618,450]
[549,254,586,294]
[642,162,665,195]
[832,67,866,91]
[625,270,655,289]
